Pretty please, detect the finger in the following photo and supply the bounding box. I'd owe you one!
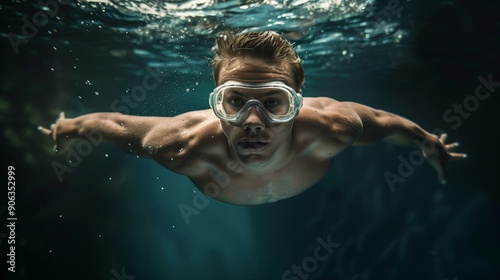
[37,126,51,135]
[445,142,460,150]
[429,158,447,184]
[439,133,448,143]
[449,152,468,161]
[50,124,57,141]
[59,112,65,119]
[437,165,446,184]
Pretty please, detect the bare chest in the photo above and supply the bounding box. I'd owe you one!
[191,158,332,205]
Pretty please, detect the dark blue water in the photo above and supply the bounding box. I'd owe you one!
[1,0,499,280]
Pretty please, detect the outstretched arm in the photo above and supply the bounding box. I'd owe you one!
[39,110,216,176]
[38,112,171,156]
[344,102,467,184]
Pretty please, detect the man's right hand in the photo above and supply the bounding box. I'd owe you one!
[38,112,72,152]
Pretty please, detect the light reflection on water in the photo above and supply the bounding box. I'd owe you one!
[2,0,407,76]
[80,0,404,72]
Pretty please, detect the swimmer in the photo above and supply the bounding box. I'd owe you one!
[38,31,467,205]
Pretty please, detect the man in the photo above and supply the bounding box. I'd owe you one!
[38,31,466,205]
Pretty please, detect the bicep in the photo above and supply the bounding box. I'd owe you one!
[140,111,215,172]
[300,98,363,156]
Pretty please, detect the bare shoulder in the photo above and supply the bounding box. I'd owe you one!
[301,97,360,115]
[293,97,363,156]
[144,109,225,174]
[297,97,362,132]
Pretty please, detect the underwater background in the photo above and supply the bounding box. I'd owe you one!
[1,0,499,279]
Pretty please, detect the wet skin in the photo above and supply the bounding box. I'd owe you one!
[39,57,466,205]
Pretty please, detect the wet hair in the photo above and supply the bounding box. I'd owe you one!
[212,31,304,90]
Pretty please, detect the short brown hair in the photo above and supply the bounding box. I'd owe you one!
[211,31,304,90]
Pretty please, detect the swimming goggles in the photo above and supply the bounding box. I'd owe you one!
[209,81,303,124]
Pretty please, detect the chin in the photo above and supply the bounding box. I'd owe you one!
[237,153,272,166]
[233,140,277,165]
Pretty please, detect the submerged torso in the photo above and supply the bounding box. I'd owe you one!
[190,151,334,205]
[157,97,347,205]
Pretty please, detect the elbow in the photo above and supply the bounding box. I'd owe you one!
[334,113,363,146]
[140,131,160,156]
[352,113,363,141]
[343,107,364,144]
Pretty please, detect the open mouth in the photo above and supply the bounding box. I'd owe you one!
[238,140,269,150]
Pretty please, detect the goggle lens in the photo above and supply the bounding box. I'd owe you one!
[209,81,302,123]
[220,88,291,116]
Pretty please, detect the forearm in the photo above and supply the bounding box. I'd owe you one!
[380,114,438,151]
[61,112,149,154]
[348,102,438,152]
[63,112,122,138]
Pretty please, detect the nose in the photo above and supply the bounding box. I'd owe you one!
[242,107,266,131]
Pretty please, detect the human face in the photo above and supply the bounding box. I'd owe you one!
[216,57,301,167]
